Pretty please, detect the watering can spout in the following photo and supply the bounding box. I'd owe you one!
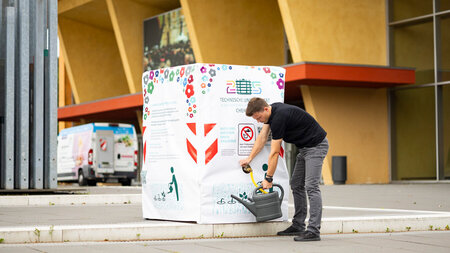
[230,194,257,216]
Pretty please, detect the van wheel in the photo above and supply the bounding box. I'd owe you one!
[78,170,87,186]
[120,178,132,186]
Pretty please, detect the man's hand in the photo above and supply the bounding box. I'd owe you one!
[262,179,273,189]
[239,157,251,167]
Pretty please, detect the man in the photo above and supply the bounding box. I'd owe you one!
[239,97,329,242]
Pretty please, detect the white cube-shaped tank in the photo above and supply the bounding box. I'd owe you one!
[141,63,288,224]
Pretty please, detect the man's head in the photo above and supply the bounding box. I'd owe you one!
[246,97,271,123]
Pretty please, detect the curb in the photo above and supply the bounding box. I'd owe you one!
[0,222,290,243]
[332,214,450,233]
[0,194,141,206]
[1,215,449,244]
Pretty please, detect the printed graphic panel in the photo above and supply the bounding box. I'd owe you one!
[142,63,287,223]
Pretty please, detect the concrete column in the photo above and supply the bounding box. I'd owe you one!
[180,0,284,66]
[1,6,16,189]
[14,0,29,189]
[44,0,58,188]
[29,0,45,189]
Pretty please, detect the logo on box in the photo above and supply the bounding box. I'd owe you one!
[226,79,262,95]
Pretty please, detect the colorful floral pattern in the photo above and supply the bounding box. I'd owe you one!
[142,64,285,119]
[185,84,194,98]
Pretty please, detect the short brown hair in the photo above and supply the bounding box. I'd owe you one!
[246,97,269,116]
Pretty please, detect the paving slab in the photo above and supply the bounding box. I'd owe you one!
[0,231,449,253]
[0,203,449,243]
[0,184,449,243]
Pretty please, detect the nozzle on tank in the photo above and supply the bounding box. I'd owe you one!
[242,164,253,174]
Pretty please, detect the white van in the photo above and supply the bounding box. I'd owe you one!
[57,123,138,186]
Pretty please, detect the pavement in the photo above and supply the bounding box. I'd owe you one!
[0,183,449,244]
[1,231,450,253]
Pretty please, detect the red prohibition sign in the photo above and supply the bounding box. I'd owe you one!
[240,126,254,142]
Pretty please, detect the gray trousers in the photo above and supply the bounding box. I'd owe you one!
[291,137,329,235]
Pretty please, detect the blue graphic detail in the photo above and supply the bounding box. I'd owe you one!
[59,123,135,136]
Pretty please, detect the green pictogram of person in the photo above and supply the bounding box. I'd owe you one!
[167,167,179,201]
[262,164,274,193]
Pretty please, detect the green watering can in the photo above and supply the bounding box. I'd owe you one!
[231,184,284,222]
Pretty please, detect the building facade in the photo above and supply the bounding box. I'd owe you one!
[388,0,450,181]
[57,0,449,184]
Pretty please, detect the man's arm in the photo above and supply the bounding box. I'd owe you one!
[239,124,270,167]
[262,138,282,189]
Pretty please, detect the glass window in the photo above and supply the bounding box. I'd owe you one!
[392,87,436,180]
[391,0,433,21]
[438,0,450,11]
[393,21,435,84]
[439,16,450,82]
[443,85,450,179]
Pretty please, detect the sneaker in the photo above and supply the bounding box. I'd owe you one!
[277,225,305,236]
[294,231,321,241]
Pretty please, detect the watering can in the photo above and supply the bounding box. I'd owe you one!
[231,184,284,222]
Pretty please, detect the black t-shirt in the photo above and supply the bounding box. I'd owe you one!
[267,103,327,148]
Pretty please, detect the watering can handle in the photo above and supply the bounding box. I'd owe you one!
[253,184,284,202]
